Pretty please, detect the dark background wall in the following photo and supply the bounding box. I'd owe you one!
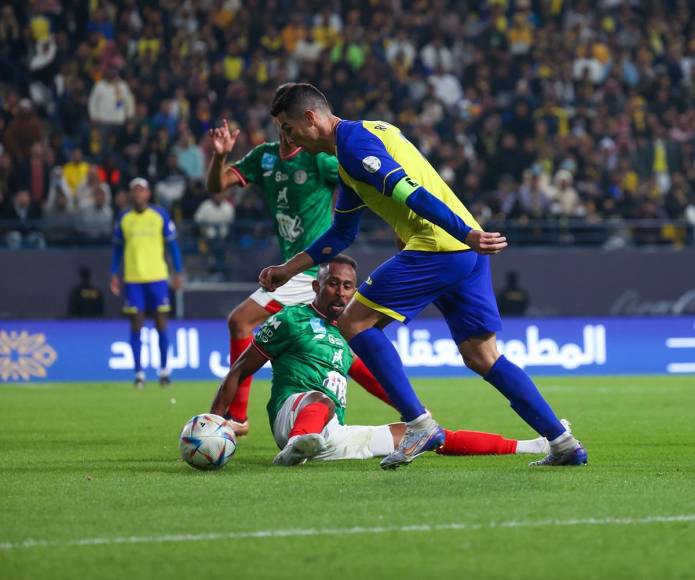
[1,247,694,319]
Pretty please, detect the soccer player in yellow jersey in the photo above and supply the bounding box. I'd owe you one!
[259,83,587,469]
[110,178,183,388]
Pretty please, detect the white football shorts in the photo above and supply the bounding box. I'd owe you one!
[272,392,395,461]
[250,272,316,313]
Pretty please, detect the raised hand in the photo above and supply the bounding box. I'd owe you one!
[464,230,508,255]
[208,119,240,156]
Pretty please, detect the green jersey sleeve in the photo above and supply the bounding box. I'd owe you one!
[230,144,266,186]
[316,153,339,187]
[253,310,292,359]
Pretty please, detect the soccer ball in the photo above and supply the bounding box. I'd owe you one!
[179,414,237,470]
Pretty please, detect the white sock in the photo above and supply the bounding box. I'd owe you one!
[159,368,170,378]
[549,431,578,454]
[516,437,548,454]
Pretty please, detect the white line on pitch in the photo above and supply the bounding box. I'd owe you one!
[2,514,694,551]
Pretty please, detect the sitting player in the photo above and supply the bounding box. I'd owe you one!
[210,255,557,465]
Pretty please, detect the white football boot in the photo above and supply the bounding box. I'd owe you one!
[272,434,326,466]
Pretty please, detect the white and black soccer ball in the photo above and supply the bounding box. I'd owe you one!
[179,414,237,470]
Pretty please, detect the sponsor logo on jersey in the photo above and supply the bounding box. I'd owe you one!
[309,317,326,334]
[274,172,289,182]
[366,277,373,285]
[362,156,381,173]
[331,348,344,366]
[275,213,304,242]
[261,153,277,171]
[277,187,289,205]
[293,170,308,184]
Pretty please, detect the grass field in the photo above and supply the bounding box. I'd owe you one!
[1,375,694,580]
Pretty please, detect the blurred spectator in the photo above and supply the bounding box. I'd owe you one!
[43,191,76,245]
[77,185,113,242]
[9,142,51,204]
[549,169,582,217]
[194,191,235,276]
[154,153,187,209]
[61,148,91,202]
[88,66,135,127]
[3,100,43,164]
[174,130,205,181]
[497,270,529,316]
[2,189,45,249]
[75,166,111,210]
[67,266,105,318]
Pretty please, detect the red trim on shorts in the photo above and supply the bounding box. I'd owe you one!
[291,392,309,412]
[263,299,284,314]
[229,166,248,186]
[280,147,302,160]
[251,340,272,360]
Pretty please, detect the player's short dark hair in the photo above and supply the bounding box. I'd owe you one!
[317,254,358,281]
[270,83,331,118]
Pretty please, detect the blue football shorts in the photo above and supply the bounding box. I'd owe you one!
[123,280,171,314]
[354,250,502,344]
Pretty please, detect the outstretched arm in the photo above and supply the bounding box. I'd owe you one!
[339,128,507,254]
[207,119,242,193]
[210,343,268,417]
[259,183,364,292]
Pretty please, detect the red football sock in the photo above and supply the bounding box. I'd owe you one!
[225,336,253,422]
[436,429,518,455]
[289,402,331,438]
[348,357,394,408]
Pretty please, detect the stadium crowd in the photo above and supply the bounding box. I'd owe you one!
[1,0,695,257]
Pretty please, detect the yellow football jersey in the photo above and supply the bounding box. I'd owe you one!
[334,120,481,252]
[113,206,176,283]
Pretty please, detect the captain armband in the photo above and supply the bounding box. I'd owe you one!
[391,176,421,203]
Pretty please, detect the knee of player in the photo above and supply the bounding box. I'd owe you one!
[227,309,252,338]
[304,392,336,417]
[461,351,498,376]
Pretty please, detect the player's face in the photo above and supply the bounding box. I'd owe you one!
[130,185,150,209]
[314,263,357,321]
[276,111,321,153]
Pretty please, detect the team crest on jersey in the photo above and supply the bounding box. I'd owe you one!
[293,170,307,184]
[261,153,277,171]
[362,156,381,173]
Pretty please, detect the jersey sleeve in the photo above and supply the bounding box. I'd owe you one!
[253,311,293,360]
[336,123,407,196]
[305,179,364,264]
[230,144,265,186]
[112,212,124,244]
[157,207,177,241]
[316,153,339,187]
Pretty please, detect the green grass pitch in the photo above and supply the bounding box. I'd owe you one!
[1,376,694,580]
